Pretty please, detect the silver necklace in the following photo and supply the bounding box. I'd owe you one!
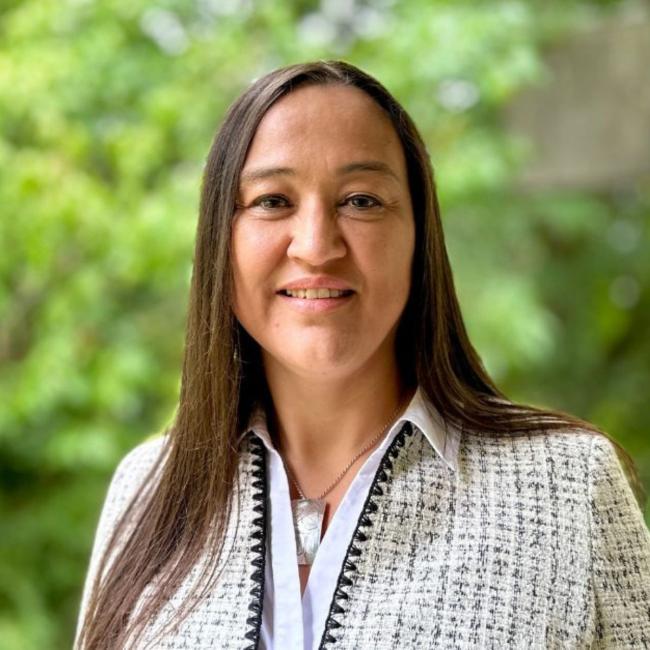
[282,396,408,566]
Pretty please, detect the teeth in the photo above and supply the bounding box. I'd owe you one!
[284,288,348,299]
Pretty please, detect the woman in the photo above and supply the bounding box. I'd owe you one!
[76,61,650,649]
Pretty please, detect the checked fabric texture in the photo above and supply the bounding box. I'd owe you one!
[76,423,650,649]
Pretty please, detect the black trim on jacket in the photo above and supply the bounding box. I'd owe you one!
[318,421,414,648]
[244,436,268,649]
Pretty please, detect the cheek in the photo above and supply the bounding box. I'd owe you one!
[233,221,287,265]
[232,225,265,284]
[395,221,416,291]
[364,225,415,298]
[231,226,258,319]
[231,224,285,313]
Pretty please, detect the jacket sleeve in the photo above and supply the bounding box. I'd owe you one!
[74,436,167,648]
[589,434,650,647]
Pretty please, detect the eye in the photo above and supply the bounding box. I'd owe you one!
[252,194,291,210]
[345,194,382,210]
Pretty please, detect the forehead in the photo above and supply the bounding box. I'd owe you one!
[242,83,407,178]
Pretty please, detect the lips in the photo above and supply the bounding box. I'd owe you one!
[279,288,354,299]
[278,276,354,293]
[276,289,354,312]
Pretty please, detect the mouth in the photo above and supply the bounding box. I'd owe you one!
[277,289,355,300]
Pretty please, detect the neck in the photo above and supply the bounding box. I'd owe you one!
[261,355,413,469]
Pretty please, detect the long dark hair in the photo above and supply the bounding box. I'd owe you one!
[77,60,645,649]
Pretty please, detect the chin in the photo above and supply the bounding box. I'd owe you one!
[269,346,364,379]
[262,329,393,379]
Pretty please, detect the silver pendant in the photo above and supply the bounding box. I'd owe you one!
[291,498,326,565]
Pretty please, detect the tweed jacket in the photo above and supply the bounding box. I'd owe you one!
[77,421,650,649]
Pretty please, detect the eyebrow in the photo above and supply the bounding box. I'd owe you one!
[239,160,400,185]
[338,161,400,181]
[239,167,294,184]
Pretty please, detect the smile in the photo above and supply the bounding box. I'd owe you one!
[278,289,355,299]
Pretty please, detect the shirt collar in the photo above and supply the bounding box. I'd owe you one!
[397,386,460,472]
[237,385,460,473]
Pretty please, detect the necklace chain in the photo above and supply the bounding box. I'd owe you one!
[283,394,409,501]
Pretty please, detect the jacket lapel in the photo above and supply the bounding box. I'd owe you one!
[244,435,268,649]
[317,421,415,648]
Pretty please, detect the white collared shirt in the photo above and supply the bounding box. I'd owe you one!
[242,386,460,650]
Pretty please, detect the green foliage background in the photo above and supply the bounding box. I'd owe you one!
[1,0,648,647]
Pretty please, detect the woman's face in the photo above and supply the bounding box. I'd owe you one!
[231,83,415,383]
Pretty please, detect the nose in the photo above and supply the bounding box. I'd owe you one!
[286,198,347,267]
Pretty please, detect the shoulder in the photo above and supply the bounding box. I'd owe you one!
[111,435,168,484]
[458,428,629,496]
[459,426,597,464]
[94,436,169,549]
[104,435,169,511]
[75,436,170,642]
[92,436,169,564]
[586,433,645,520]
